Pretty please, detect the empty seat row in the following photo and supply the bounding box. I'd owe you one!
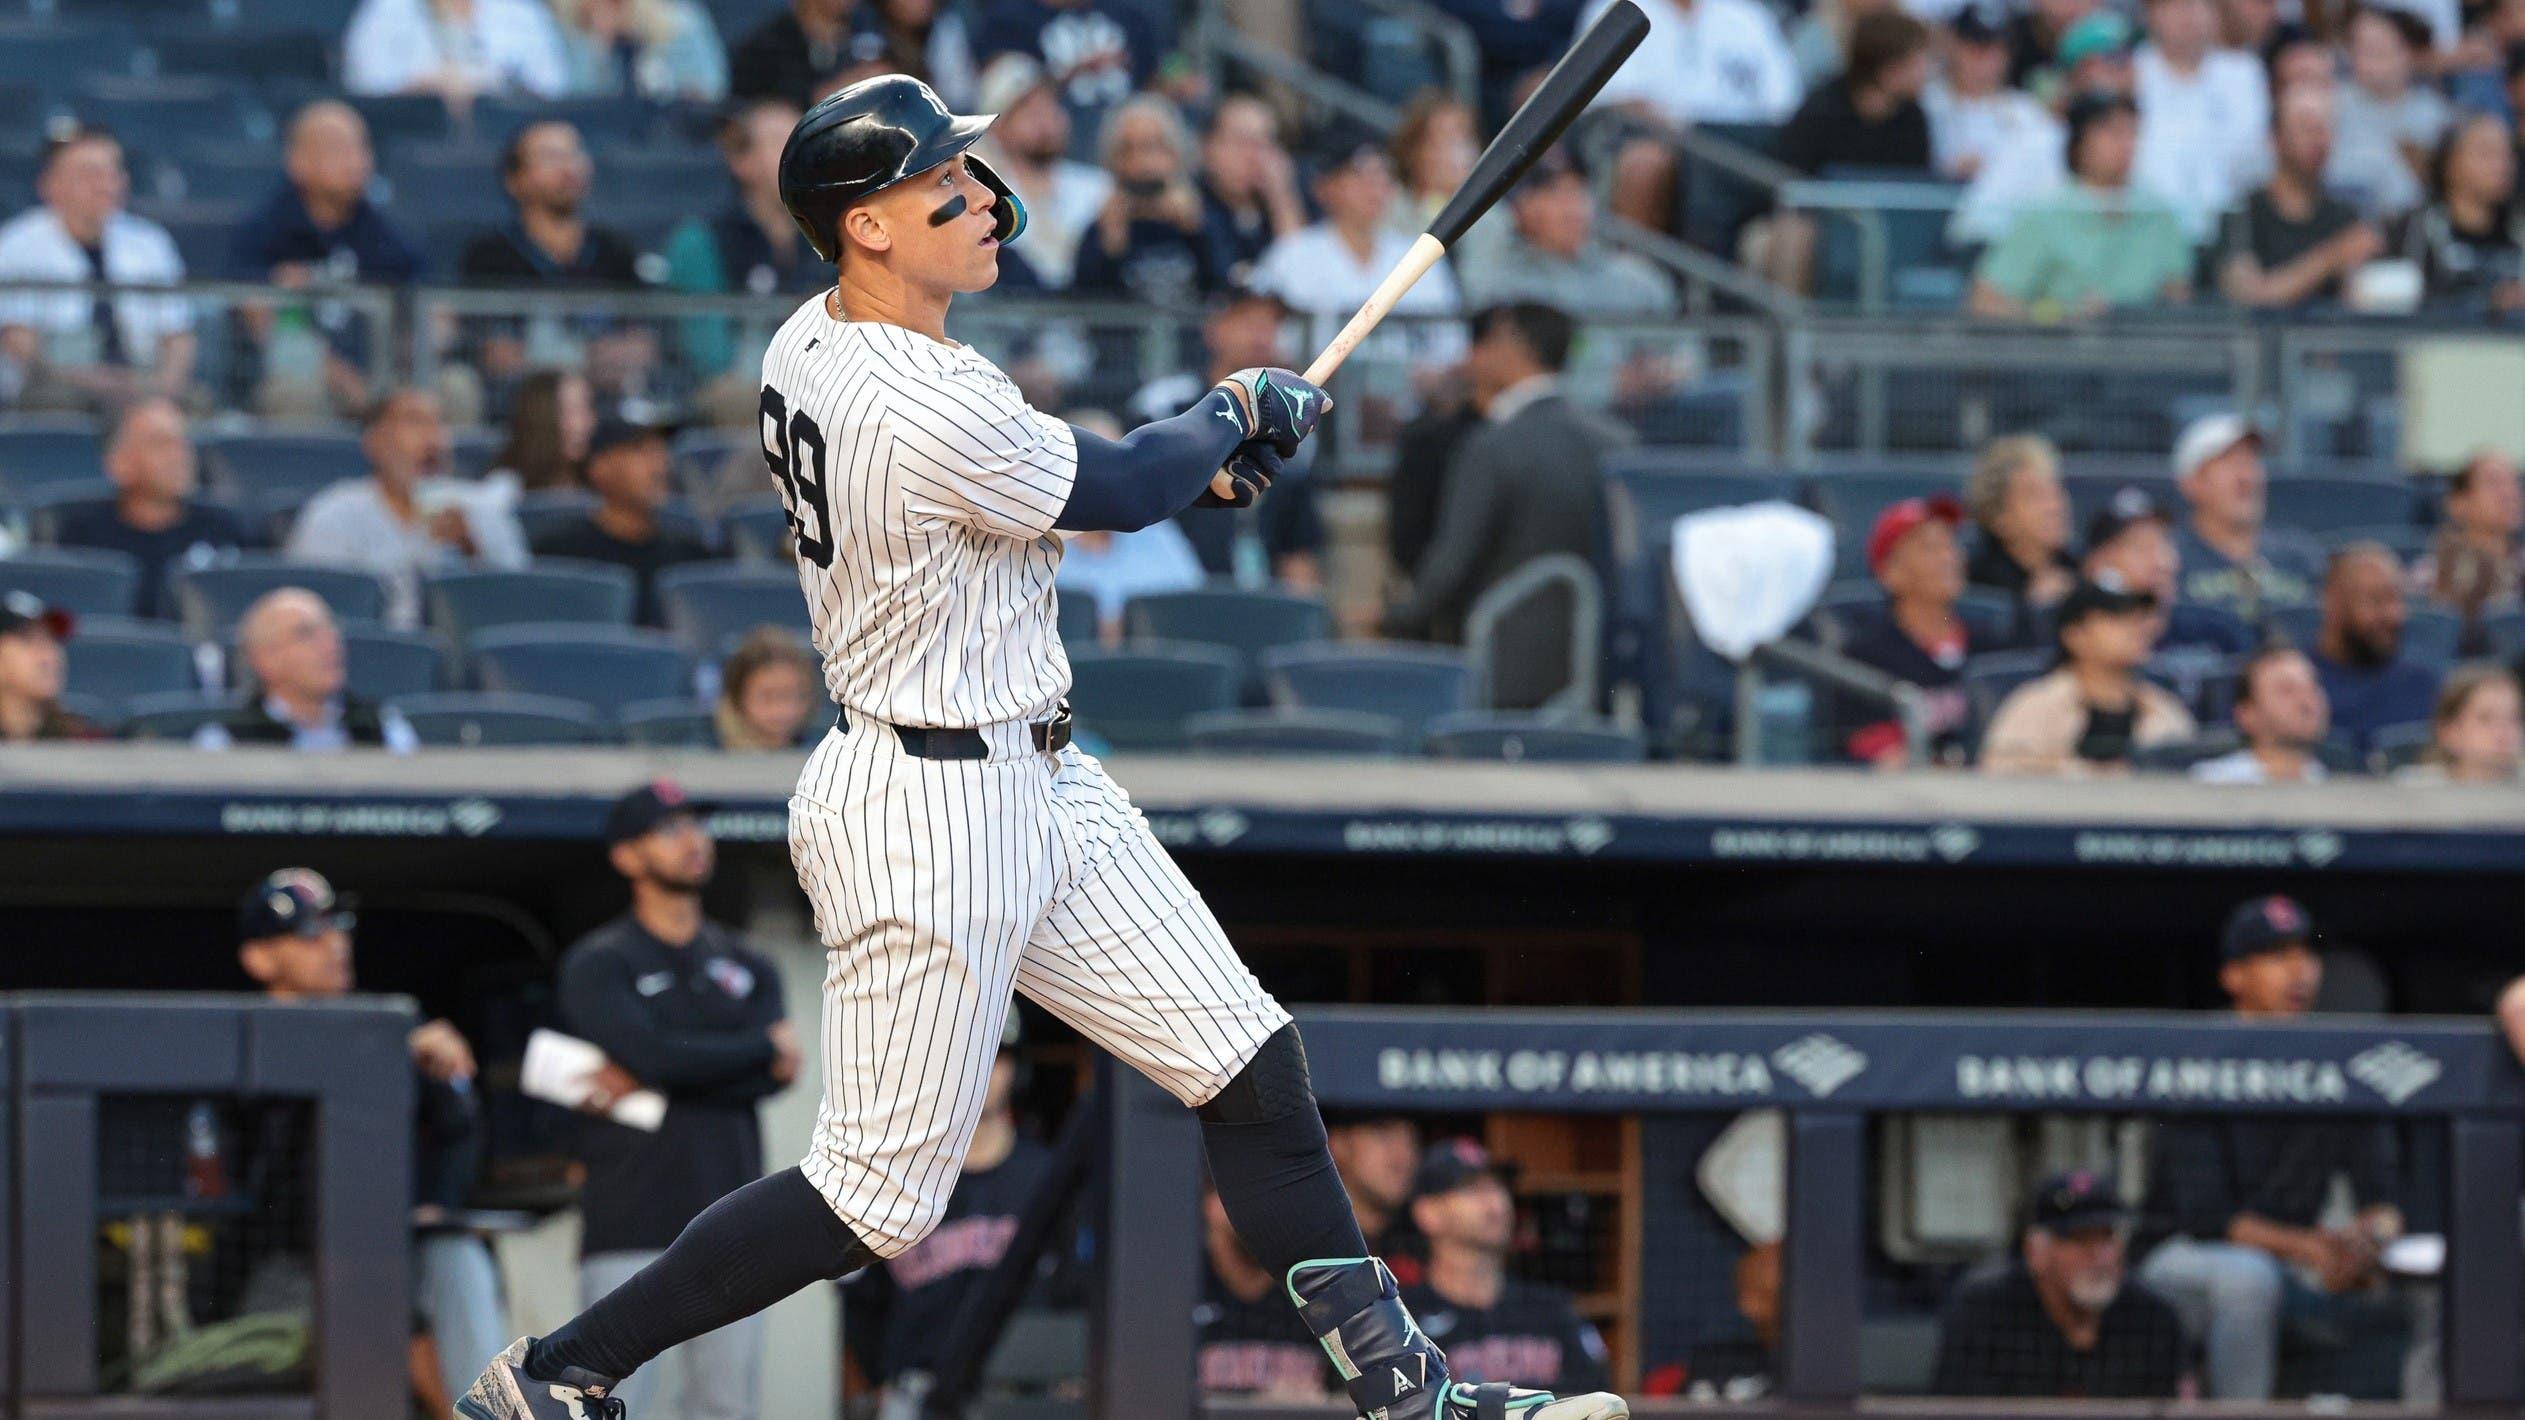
[1065,641,1483,751]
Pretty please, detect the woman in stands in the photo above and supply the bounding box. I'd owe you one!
[551,0,728,102]
[1963,434,2077,637]
[0,594,99,744]
[1388,92,1481,239]
[2397,112,2524,314]
[491,370,596,491]
[714,627,817,751]
[1979,574,2195,774]
[2402,663,2524,783]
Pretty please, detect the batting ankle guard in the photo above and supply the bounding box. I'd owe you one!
[1287,1258,1447,1418]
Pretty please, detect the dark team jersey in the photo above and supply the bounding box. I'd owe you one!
[1403,1278,1610,1394]
[1195,1266,1332,1396]
[1929,1263,2184,1398]
[849,1136,1053,1382]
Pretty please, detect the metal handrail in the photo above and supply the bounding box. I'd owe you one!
[1734,633,1929,766]
[1463,553,1603,716]
[1602,214,1805,319]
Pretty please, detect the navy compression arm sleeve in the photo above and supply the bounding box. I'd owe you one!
[1053,389,1247,533]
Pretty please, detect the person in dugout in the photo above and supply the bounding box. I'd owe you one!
[1398,1140,1613,1395]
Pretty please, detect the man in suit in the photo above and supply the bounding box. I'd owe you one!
[1381,302,1631,709]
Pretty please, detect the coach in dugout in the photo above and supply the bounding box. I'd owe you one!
[1399,1139,1611,1396]
[557,781,798,1420]
[1930,1169,2183,1397]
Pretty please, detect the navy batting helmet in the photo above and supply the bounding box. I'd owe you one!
[778,74,1029,263]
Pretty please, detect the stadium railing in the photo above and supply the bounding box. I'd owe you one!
[1097,1008,2525,1418]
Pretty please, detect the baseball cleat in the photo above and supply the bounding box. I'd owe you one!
[455,1337,624,1420]
[1288,1258,1629,1420]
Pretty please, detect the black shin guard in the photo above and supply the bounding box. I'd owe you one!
[531,1167,873,1384]
[1197,1024,1371,1277]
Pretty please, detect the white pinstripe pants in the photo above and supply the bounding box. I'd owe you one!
[787,716,1291,1257]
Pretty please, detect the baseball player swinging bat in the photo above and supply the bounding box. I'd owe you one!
[459,14,1649,1420]
[1206,0,1653,499]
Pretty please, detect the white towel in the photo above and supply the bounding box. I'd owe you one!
[1669,500,1836,661]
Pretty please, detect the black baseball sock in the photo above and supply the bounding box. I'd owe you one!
[1198,1024,1372,1277]
[529,1166,873,1384]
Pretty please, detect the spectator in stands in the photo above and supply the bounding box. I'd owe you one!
[2330,7,2448,218]
[1382,303,1627,709]
[728,0,882,106]
[488,369,597,491]
[973,0,1167,145]
[1400,1139,1611,1395]
[1948,12,2142,248]
[846,1015,1052,1400]
[1982,573,2195,773]
[552,0,728,100]
[0,593,95,744]
[2133,0,2272,238]
[1777,11,1934,182]
[0,124,193,414]
[2170,414,2319,620]
[2138,894,2406,1401]
[1930,1170,2183,1397]
[2413,448,2521,624]
[559,781,796,1420]
[1592,0,1804,229]
[1197,93,1306,287]
[55,398,247,618]
[197,588,422,752]
[1073,95,1229,306]
[1459,150,1676,315]
[1126,286,1326,589]
[2402,661,2523,781]
[1253,133,1465,344]
[458,122,653,397]
[1326,1111,1424,1283]
[231,866,504,1413]
[969,54,1113,289]
[2220,85,2386,310]
[1968,94,2194,318]
[713,628,817,750]
[2083,485,2260,655]
[1963,434,2077,628]
[2191,645,2334,782]
[2398,112,2525,313]
[1839,496,1976,766]
[342,0,571,102]
[529,412,712,625]
[2311,542,2443,753]
[2005,0,2096,85]
[1926,2,2053,182]
[660,97,821,419]
[1388,92,1483,244]
[1198,1169,1336,1397]
[287,389,529,628]
[227,101,424,420]
[871,0,980,108]
[1055,523,1204,645]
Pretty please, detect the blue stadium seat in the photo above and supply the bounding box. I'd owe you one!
[120,691,235,742]
[54,690,124,733]
[168,557,389,639]
[656,562,809,654]
[2369,720,2435,772]
[1962,648,2053,743]
[2482,609,2525,661]
[1065,643,1241,750]
[1604,460,1798,532]
[2264,476,2419,535]
[1057,591,1101,649]
[2404,606,2461,666]
[1121,585,1332,702]
[2325,522,2433,561]
[2061,474,2177,531]
[0,423,107,499]
[1424,712,1650,763]
[346,93,454,148]
[0,25,145,92]
[427,563,639,648]
[2132,728,2245,774]
[201,430,366,504]
[473,95,662,146]
[512,491,718,551]
[391,691,607,747]
[166,149,286,206]
[341,626,450,701]
[1182,708,1409,756]
[0,547,141,617]
[76,75,272,150]
[1678,123,1782,257]
[2266,603,2321,651]
[1262,642,1478,733]
[720,496,793,561]
[618,698,718,747]
[151,31,334,86]
[470,625,695,718]
[129,197,249,274]
[63,616,201,702]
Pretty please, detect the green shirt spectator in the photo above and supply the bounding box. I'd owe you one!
[1970,93,2194,318]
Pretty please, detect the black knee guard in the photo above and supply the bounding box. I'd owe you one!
[1200,1022,1317,1125]
[1198,1023,1365,1275]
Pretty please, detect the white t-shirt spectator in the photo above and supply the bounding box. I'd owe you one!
[343,0,571,99]
[2327,84,2448,219]
[974,139,1111,290]
[1054,523,1205,630]
[1585,0,1803,126]
[285,477,530,628]
[2134,45,2271,240]
[1249,222,1466,368]
[1923,81,2052,182]
[0,207,191,377]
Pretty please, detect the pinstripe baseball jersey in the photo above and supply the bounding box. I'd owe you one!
[760,294,1079,729]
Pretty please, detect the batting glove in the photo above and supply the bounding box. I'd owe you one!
[1193,441,1286,508]
[1211,367,1331,457]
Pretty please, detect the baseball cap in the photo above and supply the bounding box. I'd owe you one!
[238,868,354,942]
[1311,126,1390,177]
[1951,0,2008,44]
[2084,485,2172,552]
[1514,145,1585,198]
[1865,495,1964,576]
[0,590,74,642]
[2172,413,2263,481]
[1412,1138,1516,1199]
[2053,570,2159,630]
[2057,10,2136,67]
[586,408,671,462]
[974,52,1048,116]
[2221,893,2314,961]
[2027,1169,2129,1233]
[605,779,707,844]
